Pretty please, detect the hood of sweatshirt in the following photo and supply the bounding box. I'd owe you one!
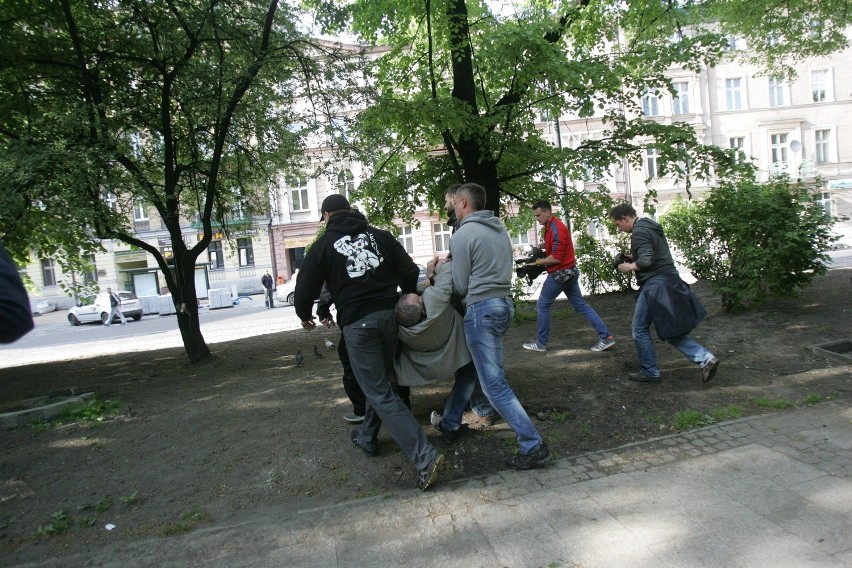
[325,210,368,236]
[634,217,665,238]
[457,210,505,232]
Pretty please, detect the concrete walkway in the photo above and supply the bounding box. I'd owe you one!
[21,401,852,567]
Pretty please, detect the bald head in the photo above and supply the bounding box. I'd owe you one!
[395,293,425,327]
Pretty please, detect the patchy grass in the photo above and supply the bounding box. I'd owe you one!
[160,508,211,537]
[672,410,714,431]
[35,511,71,536]
[753,397,795,409]
[28,398,123,432]
[803,393,825,404]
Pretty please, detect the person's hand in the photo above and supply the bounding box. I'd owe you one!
[320,317,335,330]
[301,318,317,330]
[617,262,634,273]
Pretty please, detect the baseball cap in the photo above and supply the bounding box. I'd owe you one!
[319,194,351,220]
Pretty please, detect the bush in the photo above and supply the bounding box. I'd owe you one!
[574,229,634,295]
[662,177,839,311]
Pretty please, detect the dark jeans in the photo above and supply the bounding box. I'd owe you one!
[265,289,274,308]
[338,333,408,416]
[343,309,436,471]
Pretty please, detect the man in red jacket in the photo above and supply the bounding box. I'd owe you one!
[523,200,615,353]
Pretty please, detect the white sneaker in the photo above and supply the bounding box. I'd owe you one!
[523,342,547,352]
[591,336,616,352]
[343,413,364,424]
[430,411,442,428]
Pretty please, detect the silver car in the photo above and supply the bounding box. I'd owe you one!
[67,291,144,326]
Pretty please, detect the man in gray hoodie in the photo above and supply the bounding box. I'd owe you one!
[448,183,550,470]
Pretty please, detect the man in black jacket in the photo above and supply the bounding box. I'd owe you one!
[294,195,444,491]
[610,203,719,384]
[0,244,34,343]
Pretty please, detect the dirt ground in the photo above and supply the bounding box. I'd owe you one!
[1,268,850,564]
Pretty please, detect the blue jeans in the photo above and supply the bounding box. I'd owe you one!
[343,309,437,471]
[462,297,542,455]
[536,271,610,346]
[632,291,715,377]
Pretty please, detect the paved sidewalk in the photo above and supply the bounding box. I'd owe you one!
[19,401,851,567]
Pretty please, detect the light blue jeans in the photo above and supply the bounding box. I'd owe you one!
[462,297,542,455]
[633,291,715,378]
[536,271,610,346]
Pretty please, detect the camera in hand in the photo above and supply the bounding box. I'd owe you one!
[612,252,633,269]
[515,247,547,284]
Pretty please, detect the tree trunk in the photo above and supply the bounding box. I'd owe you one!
[169,241,211,362]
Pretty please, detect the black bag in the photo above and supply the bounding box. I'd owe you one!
[552,267,577,284]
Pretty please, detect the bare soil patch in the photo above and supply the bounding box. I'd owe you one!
[2,269,851,564]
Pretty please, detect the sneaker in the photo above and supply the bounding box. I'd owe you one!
[628,372,661,383]
[350,429,376,456]
[506,443,551,470]
[430,411,459,443]
[343,412,364,424]
[701,357,720,384]
[591,335,616,352]
[461,410,497,429]
[523,342,547,352]
[417,453,445,491]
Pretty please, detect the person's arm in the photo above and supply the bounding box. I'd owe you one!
[619,228,652,273]
[294,246,325,327]
[0,245,34,343]
[316,283,335,328]
[389,235,419,294]
[449,234,471,299]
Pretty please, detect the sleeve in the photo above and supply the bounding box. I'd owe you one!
[632,228,655,270]
[0,245,35,343]
[549,220,570,263]
[449,233,471,300]
[293,243,326,321]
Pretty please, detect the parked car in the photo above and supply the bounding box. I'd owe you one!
[275,271,299,305]
[67,291,144,326]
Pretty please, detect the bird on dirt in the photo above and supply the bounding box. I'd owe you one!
[295,350,304,367]
[324,338,334,350]
[313,344,323,358]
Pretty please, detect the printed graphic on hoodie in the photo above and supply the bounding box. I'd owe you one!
[333,233,383,278]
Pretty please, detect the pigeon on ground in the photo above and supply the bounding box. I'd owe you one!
[313,345,323,358]
[295,350,304,367]
[324,338,334,350]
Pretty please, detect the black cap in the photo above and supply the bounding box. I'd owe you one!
[319,194,351,220]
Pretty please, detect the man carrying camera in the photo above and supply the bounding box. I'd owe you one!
[609,203,719,384]
[522,200,615,353]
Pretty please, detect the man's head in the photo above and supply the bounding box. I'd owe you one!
[319,194,351,221]
[107,287,113,292]
[445,183,462,217]
[454,183,487,222]
[395,293,425,327]
[532,199,554,226]
[609,203,638,233]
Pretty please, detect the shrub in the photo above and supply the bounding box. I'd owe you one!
[662,177,839,311]
[574,226,634,295]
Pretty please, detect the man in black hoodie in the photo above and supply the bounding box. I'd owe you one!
[294,195,444,491]
[610,203,719,384]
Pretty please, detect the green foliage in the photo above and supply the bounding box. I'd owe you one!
[574,230,634,295]
[662,177,839,311]
[804,393,825,404]
[161,508,211,536]
[36,511,71,536]
[672,410,714,430]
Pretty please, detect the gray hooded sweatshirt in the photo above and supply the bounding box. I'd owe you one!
[450,210,514,307]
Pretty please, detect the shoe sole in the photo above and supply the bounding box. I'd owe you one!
[343,416,364,424]
[506,452,552,470]
[702,360,719,384]
[629,375,661,383]
[420,454,445,491]
[591,341,616,352]
[522,346,546,352]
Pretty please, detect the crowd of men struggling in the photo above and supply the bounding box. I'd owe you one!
[293,183,719,491]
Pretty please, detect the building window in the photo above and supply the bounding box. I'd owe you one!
[725,78,742,110]
[41,258,56,287]
[646,147,660,178]
[811,69,829,102]
[288,177,309,212]
[133,201,148,221]
[819,192,832,216]
[770,133,788,173]
[768,78,785,107]
[237,238,254,267]
[672,81,690,115]
[83,254,98,284]
[337,169,355,200]
[433,223,451,253]
[397,226,414,254]
[729,137,745,163]
[641,88,659,117]
[104,191,117,211]
[510,232,529,246]
[208,240,224,270]
[815,129,830,164]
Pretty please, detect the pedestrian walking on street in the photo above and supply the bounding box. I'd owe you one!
[261,271,275,309]
[106,287,127,326]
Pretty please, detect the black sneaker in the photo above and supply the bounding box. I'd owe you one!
[350,429,376,457]
[701,357,720,384]
[506,443,551,470]
[430,411,459,444]
[417,453,445,491]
